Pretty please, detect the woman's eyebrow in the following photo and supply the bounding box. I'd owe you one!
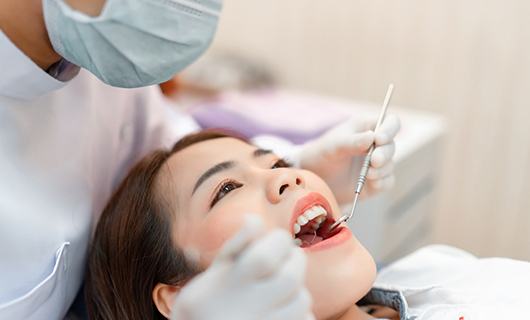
[192,161,235,195]
[253,148,272,157]
[191,149,271,195]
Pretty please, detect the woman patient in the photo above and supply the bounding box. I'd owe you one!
[86,130,530,320]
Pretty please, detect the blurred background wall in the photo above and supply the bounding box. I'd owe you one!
[204,0,530,259]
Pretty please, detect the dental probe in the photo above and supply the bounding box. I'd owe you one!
[328,84,394,232]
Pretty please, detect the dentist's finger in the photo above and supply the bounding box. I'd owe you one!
[215,214,264,263]
[254,247,307,307]
[265,289,312,320]
[332,131,375,156]
[306,313,316,320]
[360,115,380,131]
[374,114,401,145]
[366,162,394,180]
[234,229,295,280]
[369,174,396,191]
[370,142,395,168]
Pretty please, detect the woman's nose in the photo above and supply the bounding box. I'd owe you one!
[266,170,305,203]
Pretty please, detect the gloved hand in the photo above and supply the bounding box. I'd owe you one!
[299,114,400,204]
[171,215,314,320]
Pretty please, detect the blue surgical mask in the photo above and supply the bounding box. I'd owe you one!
[43,0,221,88]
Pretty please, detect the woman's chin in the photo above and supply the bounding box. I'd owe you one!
[304,236,376,319]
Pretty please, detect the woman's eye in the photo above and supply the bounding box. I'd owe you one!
[271,158,292,169]
[211,180,242,208]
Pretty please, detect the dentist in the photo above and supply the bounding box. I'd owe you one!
[0,0,399,319]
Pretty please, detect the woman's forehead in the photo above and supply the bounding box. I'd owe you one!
[172,137,253,167]
[157,138,254,193]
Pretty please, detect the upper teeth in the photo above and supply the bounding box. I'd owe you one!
[293,205,327,235]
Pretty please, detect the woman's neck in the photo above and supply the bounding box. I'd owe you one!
[0,0,61,70]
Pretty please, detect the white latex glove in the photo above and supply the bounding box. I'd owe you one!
[299,114,400,204]
[171,215,314,320]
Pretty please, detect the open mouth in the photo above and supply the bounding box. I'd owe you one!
[291,193,343,248]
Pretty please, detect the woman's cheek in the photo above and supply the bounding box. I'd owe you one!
[195,203,252,261]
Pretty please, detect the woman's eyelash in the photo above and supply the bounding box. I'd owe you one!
[210,180,242,208]
[209,159,292,208]
[271,158,292,169]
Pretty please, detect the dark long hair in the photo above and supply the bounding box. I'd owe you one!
[85,130,244,320]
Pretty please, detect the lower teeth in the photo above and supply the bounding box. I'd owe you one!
[296,233,325,247]
[294,217,330,247]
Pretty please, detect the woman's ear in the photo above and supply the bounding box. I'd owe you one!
[152,283,181,318]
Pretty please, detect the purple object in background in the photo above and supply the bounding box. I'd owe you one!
[189,90,372,144]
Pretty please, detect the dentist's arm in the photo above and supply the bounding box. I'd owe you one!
[171,216,314,320]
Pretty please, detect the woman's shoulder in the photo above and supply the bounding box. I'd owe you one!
[375,245,476,287]
[371,245,530,319]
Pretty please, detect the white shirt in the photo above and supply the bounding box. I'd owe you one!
[0,30,199,319]
[372,245,530,319]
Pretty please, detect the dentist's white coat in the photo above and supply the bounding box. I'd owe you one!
[0,31,198,319]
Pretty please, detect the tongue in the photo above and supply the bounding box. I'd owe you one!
[298,233,324,247]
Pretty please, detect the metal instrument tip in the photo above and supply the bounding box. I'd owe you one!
[327,193,360,232]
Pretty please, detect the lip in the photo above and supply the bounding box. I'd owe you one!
[290,192,335,236]
[291,192,352,252]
